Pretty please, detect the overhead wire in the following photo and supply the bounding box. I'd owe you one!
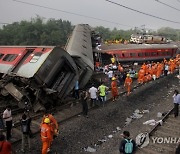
[105,0,180,24]
[12,0,132,28]
[155,0,180,12]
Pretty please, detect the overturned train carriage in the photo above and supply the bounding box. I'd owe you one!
[66,24,94,89]
[0,46,78,111]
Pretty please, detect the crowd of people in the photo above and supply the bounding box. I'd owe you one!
[0,54,179,154]
[79,54,180,119]
[0,107,59,154]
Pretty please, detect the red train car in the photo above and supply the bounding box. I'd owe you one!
[0,46,78,111]
[100,44,178,62]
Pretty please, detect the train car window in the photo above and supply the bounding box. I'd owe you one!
[138,53,144,57]
[160,52,166,56]
[3,54,18,62]
[151,52,157,56]
[130,53,136,57]
[166,51,171,55]
[145,52,150,56]
[122,53,129,57]
[30,52,43,63]
[0,53,4,59]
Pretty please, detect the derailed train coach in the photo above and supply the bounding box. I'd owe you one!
[0,46,78,111]
[66,24,94,89]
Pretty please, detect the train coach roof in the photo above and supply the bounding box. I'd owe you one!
[0,46,55,48]
[0,46,67,78]
[100,43,178,51]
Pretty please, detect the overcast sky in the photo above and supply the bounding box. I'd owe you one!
[0,0,180,31]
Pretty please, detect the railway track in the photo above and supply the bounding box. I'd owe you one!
[1,72,178,147]
[137,107,180,154]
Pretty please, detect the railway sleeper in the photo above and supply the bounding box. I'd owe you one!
[154,130,179,138]
[140,142,176,154]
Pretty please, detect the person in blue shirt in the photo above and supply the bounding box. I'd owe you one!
[74,80,79,99]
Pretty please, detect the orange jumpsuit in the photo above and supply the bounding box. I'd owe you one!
[118,64,124,73]
[170,61,176,74]
[124,77,132,95]
[41,114,58,134]
[138,68,145,84]
[111,80,118,100]
[41,123,52,154]
[156,63,162,78]
[41,114,58,145]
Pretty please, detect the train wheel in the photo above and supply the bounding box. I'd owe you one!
[1,88,9,96]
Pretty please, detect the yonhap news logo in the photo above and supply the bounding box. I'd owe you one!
[136,132,180,148]
[136,133,150,148]
[152,137,180,144]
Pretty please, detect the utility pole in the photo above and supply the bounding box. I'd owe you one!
[141,25,146,35]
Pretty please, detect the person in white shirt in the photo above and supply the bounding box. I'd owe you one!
[89,84,98,107]
[173,90,180,117]
[3,106,12,140]
[107,70,113,81]
[164,64,169,76]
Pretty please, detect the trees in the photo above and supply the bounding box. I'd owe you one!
[0,17,73,46]
[0,17,179,45]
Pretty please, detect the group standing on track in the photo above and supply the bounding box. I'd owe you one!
[0,53,179,154]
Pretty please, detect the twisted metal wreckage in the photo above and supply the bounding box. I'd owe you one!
[0,24,97,112]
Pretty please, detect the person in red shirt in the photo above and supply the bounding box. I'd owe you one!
[0,134,12,154]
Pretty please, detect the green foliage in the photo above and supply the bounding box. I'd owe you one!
[94,26,180,41]
[157,27,180,41]
[0,17,73,46]
[94,26,137,41]
[0,17,180,46]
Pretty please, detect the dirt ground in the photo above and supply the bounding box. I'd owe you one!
[14,74,179,154]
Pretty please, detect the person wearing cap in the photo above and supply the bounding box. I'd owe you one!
[41,111,58,148]
[41,111,58,135]
[40,118,52,154]
[111,77,118,102]
[124,74,132,96]
[119,131,136,154]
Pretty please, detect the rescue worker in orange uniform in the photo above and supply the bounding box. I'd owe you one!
[41,118,52,154]
[124,74,132,96]
[111,77,118,102]
[169,59,176,74]
[138,67,145,84]
[156,62,162,79]
[118,63,124,73]
[41,111,59,147]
